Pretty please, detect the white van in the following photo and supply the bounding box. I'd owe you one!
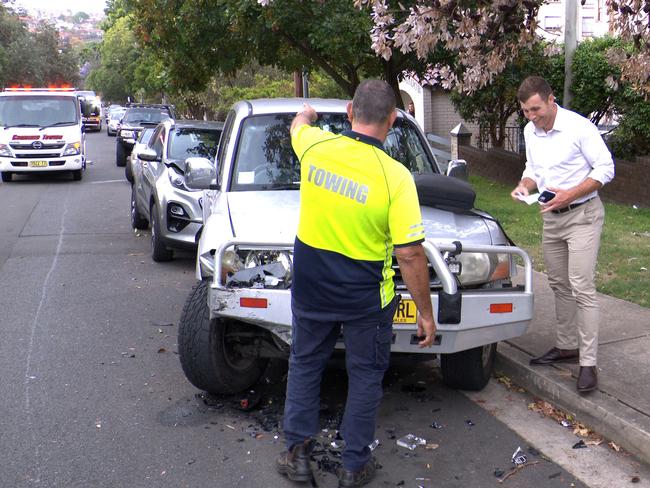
[0,87,86,182]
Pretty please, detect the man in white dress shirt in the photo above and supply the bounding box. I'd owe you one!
[510,76,615,393]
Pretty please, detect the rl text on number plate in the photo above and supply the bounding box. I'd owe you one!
[393,299,417,324]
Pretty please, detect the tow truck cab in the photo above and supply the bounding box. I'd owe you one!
[0,87,86,182]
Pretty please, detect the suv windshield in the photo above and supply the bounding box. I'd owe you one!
[0,95,79,127]
[231,113,437,190]
[123,109,169,125]
[168,128,222,161]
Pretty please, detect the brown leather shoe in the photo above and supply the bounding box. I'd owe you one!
[577,366,598,393]
[529,347,579,365]
[277,439,314,482]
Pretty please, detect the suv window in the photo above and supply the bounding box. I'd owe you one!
[149,126,165,159]
[168,128,222,161]
[123,109,170,125]
[230,113,437,191]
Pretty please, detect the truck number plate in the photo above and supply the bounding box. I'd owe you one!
[393,299,417,324]
[29,160,48,167]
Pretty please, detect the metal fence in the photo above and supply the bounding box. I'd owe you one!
[477,125,525,154]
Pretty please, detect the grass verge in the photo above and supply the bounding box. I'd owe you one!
[470,175,650,308]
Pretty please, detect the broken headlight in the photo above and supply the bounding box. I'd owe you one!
[456,252,510,286]
[225,250,293,289]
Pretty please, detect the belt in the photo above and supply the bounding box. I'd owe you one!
[551,197,594,214]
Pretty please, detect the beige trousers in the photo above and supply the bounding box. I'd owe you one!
[541,197,605,366]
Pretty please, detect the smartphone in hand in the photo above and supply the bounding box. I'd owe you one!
[538,190,556,203]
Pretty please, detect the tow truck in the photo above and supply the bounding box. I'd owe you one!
[0,87,86,182]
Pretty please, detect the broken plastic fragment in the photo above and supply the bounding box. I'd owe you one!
[511,447,527,465]
[494,469,505,478]
[226,262,289,289]
[368,439,380,451]
[396,434,426,451]
[429,421,443,429]
[560,419,572,428]
[572,440,587,449]
[465,419,475,427]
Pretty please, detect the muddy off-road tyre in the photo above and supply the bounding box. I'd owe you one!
[178,280,268,395]
[440,343,496,391]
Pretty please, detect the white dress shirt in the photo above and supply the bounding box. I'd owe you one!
[521,105,615,202]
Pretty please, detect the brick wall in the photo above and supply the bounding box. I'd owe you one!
[458,146,650,208]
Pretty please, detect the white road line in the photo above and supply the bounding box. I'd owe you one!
[90,179,125,184]
[23,186,70,483]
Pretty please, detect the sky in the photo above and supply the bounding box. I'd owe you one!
[13,0,107,14]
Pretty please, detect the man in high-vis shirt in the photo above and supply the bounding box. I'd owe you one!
[276,80,436,488]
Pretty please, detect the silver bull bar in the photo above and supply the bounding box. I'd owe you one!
[209,238,534,354]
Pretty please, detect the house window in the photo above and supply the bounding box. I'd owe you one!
[582,16,594,36]
[545,16,562,31]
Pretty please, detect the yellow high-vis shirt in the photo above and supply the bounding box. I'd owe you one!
[291,124,424,314]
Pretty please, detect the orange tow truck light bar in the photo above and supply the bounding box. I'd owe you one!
[5,86,75,92]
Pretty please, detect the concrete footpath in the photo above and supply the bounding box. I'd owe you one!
[496,269,650,466]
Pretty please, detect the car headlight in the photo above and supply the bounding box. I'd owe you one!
[242,250,292,276]
[0,144,12,157]
[168,166,189,190]
[456,252,510,286]
[120,129,135,139]
[62,142,81,156]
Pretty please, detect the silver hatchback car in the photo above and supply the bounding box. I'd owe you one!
[130,119,223,261]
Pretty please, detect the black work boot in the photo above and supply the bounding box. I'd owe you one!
[337,458,376,488]
[276,439,314,483]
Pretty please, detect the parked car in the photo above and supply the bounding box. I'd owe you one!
[130,119,223,261]
[125,126,156,183]
[79,95,102,132]
[177,98,534,396]
[105,104,123,123]
[115,103,174,166]
[106,108,126,137]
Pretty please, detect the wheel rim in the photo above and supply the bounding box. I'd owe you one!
[221,322,258,372]
[131,191,136,224]
[151,208,157,249]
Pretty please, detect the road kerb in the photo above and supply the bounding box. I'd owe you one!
[495,342,650,467]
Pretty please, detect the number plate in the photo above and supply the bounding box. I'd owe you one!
[29,160,48,167]
[393,299,417,324]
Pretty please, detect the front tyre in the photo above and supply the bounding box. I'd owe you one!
[1,172,13,182]
[440,343,496,391]
[72,169,82,181]
[150,204,173,262]
[178,280,268,394]
[116,143,127,167]
[131,185,148,230]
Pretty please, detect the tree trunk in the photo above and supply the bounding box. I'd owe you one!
[382,59,404,110]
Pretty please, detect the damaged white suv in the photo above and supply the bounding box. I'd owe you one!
[178,98,534,395]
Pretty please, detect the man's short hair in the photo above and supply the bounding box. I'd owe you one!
[517,76,553,103]
[352,79,396,124]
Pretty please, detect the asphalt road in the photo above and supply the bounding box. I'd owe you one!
[0,129,587,488]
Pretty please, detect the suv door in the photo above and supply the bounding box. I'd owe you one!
[139,124,165,211]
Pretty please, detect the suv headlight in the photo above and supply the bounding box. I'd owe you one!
[168,166,189,191]
[456,252,510,286]
[62,142,81,156]
[0,144,12,157]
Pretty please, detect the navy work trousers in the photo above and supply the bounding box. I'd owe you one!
[282,298,397,471]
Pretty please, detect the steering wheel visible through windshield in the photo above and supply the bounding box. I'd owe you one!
[230,113,437,191]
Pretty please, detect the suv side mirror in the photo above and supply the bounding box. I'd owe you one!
[446,159,468,181]
[185,157,216,190]
[139,148,160,162]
